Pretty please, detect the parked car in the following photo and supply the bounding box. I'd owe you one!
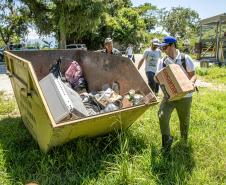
[22,46,39,51]
[66,44,87,50]
[8,43,23,50]
[0,44,39,65]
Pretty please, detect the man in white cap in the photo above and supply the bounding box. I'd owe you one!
[97,37,121,56]
[138,38,162,94]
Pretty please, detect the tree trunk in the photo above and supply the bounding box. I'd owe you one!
[59,31,66,49]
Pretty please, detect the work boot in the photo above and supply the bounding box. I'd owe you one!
[161,135,173,154]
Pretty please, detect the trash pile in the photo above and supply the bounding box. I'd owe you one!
[79,84,145,116]
[39,57,146,124]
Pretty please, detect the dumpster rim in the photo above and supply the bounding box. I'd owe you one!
[54,101,159,128]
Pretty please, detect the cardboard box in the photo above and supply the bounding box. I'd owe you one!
[156,64,194,101]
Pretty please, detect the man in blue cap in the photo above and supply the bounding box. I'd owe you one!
[155,36,197,154]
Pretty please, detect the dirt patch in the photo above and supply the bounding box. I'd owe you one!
[208,83,226,91]
[195,79,226,92]
[0,74,14,97]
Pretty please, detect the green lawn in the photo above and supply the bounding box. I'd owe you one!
[0,67,225,185]
[196,66,226,85]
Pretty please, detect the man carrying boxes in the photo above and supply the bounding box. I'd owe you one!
[155,36,197,154]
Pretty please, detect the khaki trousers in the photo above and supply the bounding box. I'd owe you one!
[158,97,192,138]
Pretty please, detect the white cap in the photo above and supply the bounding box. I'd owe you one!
[104,38,113,44]
[152,38,160,46]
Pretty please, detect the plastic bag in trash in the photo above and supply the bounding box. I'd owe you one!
[133,94,144,105]
[65,60,82,86]
[80,92,102,116]
[72,77,87,92]
[103,102,119,113]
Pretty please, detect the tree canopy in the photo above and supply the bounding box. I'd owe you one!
[21,0,159,49]
[160,7,200,39]
[0,0,30,46]
[137,3,158,32]
[0,1,201,51]
[74,1,158,49]
[22,0,105,48]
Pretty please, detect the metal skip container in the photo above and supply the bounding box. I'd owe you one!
[4,50,158,152]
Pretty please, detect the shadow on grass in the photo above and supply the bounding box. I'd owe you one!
[0,116,147,185]
[150,140,195,185]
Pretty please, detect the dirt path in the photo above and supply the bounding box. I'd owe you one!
[0,74,13,95]
[195,78,226,91]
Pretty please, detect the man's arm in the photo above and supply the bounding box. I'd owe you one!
[154,58,162,83]
[137,57,144,70]
[187,70,197,91]
[187,71,197,85]
[125,47,128,55]
[185,55,197,85]
[117,51,122,56]
[114,48,122,56]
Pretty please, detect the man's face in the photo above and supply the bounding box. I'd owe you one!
[161,44,171,54]
[105,42,113,53]
[152,44,158,50]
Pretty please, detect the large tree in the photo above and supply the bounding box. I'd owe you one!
[67,0,135,49]
[160,7,200,39]
[22,0,105,48]
[0,0,29,46]
[21,0,159,50]
[136,3,158,32]
[103,7,148,46]
[85,1,158,49]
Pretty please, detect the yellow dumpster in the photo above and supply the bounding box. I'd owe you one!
[4,50,158,152]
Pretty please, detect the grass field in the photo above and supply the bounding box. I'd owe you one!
[0,67,225,185]
[196,66,226,85]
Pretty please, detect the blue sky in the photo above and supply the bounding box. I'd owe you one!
[131,0,226,19]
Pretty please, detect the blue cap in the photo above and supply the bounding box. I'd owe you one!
[159,36,177,47]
